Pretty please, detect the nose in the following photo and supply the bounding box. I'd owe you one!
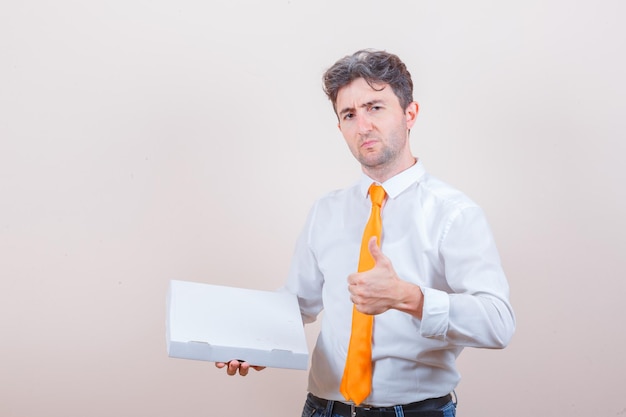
[357,113,373,134]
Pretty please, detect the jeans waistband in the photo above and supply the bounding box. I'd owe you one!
[307,393,452,417]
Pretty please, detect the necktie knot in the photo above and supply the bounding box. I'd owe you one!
[369,184,386,207]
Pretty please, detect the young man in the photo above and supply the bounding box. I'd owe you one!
[218,49,515,417]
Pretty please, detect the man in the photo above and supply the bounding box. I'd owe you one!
[217,49,515,417]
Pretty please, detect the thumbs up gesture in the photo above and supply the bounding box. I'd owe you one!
[347,237,425,318]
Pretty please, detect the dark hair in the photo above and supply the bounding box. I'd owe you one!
[322,49,414,113]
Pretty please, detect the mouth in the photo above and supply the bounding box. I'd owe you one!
[360,139,378,149]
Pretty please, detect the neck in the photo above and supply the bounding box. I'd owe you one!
[363,155,417,183]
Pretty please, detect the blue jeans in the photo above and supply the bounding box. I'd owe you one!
[301,394,457,417]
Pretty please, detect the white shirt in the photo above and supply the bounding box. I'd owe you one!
[284,160,515,407]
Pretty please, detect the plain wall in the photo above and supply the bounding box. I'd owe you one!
[1,1,625,416]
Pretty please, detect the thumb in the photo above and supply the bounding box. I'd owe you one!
[368,236,385,264]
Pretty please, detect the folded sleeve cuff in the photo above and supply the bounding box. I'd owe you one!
[420,287,450,338]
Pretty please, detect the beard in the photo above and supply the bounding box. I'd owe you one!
[357,144,398,169]
[354,131,406,170]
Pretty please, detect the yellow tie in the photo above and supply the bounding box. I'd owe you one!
[340,183,386,405]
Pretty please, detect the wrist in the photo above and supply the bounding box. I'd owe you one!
[394,281,424,319]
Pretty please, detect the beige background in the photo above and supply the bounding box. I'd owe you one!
[1,1,624,416]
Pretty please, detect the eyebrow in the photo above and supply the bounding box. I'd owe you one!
[338,99,385,118]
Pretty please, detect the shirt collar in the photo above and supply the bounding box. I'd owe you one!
[358,159,426,199]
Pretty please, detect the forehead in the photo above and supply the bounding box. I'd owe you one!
[336,78,399,109]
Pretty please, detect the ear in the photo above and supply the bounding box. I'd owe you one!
[405,101,419,130]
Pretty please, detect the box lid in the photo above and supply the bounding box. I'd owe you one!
[166,280,309,370]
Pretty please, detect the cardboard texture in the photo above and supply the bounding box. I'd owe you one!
[166,280,309,370]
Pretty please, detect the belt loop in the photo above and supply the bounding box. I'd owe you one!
[324,398,335,417]
[393,405,405,417]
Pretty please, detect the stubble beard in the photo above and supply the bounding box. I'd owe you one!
[356,130,406,173]
[358,145,397,170]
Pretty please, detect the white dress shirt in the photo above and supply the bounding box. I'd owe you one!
[284,160,515,407]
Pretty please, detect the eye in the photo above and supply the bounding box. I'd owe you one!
[343,112,355,120]
[370,105,382,112]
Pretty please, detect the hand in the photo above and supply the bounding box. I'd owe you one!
[347,237,424,318]
[215,360,266,376]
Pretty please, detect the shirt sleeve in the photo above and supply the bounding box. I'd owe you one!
[282,202,325,324]
[420,206,516,348]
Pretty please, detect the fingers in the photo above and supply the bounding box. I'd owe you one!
[234,360,250,376]
[347,239,398,315]
[214,360,246,376]
[215,360,265,376]
[347,237,387,289]
[368,236,385,263]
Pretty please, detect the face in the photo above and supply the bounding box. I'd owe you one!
[335,78,418,180]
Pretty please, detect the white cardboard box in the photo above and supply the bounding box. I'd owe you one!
[166,280,309,370]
